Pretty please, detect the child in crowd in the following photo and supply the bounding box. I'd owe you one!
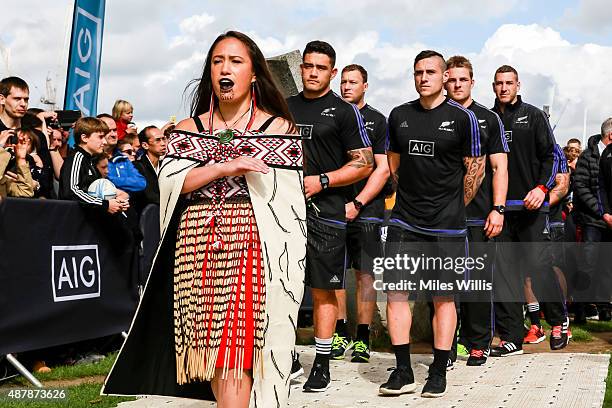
[112,99,136,140]
[58,117,128,214]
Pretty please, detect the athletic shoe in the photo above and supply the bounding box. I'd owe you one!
[466,348,489,366]
[550,325,569,350]
[290,353,304,380]
[303,362,330,392]
[350,340,370,363]
[421,370,447,398]
[456,343,469,360]
[524,324,546,344]
[585,304,599,320]
[489,341,523,357]
[330,332,353,360]
[379,366,416,395]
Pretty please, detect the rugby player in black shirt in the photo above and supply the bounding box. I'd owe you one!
[445,55,508,366]
[490,65,569,356]
[328,64,389,363]
[522,144,569,345]
[380,50,484,398]
[287,41,373,392]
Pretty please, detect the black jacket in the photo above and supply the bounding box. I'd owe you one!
[573,134,606,228]
[600,143,612,216]
[58,146,109,210]
[133,155,160,214]
[492,96,558,211]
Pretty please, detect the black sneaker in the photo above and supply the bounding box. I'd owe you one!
[290,353,304,380]
[421,370,446,398]
[466,348,489,366]
[330,332,353,360]
[350,340,370,363]
[489,341,523,357]
[379,366,416,395]
[585,304,599,320]
[550,323,569,350]
[303,362,330,392]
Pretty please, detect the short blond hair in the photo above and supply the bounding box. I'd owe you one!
[112,99,133,120]
[446,55,474,78]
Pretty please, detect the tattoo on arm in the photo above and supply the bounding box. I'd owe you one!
[550,173,569,206]
[347,148,374,169]
[390,168,399,193]
[463,156,486,205]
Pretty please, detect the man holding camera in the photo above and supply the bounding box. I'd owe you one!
[0,77,29,147]
[0,77,37,198]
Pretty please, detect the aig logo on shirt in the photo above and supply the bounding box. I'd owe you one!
[409,140,435,157]
[297,124,313,140]
[504,131,513,143]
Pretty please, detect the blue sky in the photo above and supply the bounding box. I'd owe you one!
[1,0,612,143]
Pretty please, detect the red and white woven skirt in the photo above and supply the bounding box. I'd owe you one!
[173,197,266,383]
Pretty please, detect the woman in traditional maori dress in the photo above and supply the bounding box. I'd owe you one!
[102,31,306,408]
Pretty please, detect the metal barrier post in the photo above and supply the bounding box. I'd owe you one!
[5,354,43,388]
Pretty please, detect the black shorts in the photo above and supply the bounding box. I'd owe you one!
[305,213,347,290]
[346,221,383,275]
[382,225,466,297]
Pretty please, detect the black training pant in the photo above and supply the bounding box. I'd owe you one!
[459,225,494,350]
[494,211,566,345]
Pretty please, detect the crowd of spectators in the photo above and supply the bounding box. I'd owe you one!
[0,75,170,373]
[0,76,169,214]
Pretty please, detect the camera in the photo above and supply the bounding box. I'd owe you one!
[55,110,81,129]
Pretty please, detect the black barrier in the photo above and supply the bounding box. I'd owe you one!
[0,198,140,355]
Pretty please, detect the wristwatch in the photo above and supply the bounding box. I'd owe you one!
[493,205,505,214]
[319,173,329,190]
[352,199,363,211]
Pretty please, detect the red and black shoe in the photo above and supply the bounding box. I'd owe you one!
[524,324,546,344]
[550,320,570,350]
[466,348,489,366]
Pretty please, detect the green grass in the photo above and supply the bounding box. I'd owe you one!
[0,382,134,408]
[1,352,134,408]
[570,325,593,342]
[4,352,118,386]
[576,320,612,333]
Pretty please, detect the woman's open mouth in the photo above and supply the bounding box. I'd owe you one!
[219,78,235,100]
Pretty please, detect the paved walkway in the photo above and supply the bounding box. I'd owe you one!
[118,345,609,408]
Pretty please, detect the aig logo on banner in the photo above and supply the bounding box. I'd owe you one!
[51,245,101,302]
[65,1,105,117]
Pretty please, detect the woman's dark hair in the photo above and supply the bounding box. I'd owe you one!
[187,31,295,132]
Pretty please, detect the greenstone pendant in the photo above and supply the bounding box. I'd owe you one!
[218,129,234,144]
